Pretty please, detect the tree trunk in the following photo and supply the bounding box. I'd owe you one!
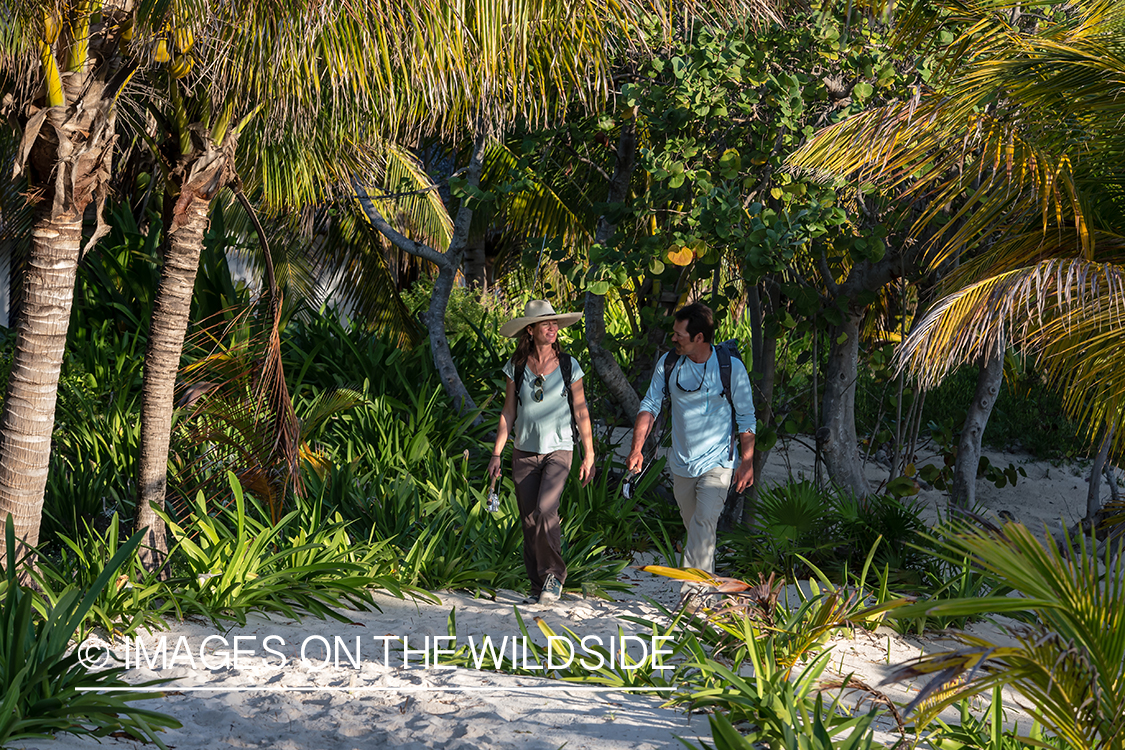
[950,352,1003,509]
[463,238,487,290]
[357,133,489,417]
[135,198,211,570]
[741,281,779,527]
[134,127,235,571]
[1086,424,1115,525]
[0,209,83,562]
[0,67,118,567]
[585,118,641,418]
[424,254,476,413]
[819,312,869,497]
[424,134,487,417]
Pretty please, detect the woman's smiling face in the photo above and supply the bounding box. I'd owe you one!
[530,319,559,346]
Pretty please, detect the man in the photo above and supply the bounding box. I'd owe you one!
[626,302,756,606]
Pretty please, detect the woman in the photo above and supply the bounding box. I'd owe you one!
[488,300,595,604]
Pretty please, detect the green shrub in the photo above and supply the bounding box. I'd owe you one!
[922,686,1079,750]
[721,481,930,582]
[34,515,170,640]
[0,518,179,747]
[159,474,387,626]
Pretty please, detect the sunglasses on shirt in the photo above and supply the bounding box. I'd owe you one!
[532,374,545,402]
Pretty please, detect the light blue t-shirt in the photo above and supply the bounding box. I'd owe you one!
[502,356,584,454]
[638,348,756,477]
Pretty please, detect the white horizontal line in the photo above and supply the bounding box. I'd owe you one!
[80,686,676,693]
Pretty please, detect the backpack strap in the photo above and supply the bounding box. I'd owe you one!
[715,343,738,460]
[511,355,579,446]
[661,344,742,461]
[560,354,579,446]
[662,352,680,409]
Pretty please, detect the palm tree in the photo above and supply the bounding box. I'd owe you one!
[0,0,160,563]
[132,1,395,569]
[132,0,774,566]
[788,0,1125,491]
[885,519,1125,750]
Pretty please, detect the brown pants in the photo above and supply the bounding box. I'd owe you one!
[512,448,571,594]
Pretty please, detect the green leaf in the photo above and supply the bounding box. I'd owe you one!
[588,280,612,296]
[719,148,742,179]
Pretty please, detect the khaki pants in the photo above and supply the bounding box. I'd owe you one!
[512,448,571,595]
[672,466,732,594]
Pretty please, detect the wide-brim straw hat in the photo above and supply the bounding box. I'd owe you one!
[499,300,583,338]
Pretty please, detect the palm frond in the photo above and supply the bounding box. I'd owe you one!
[376,143,453,252]
[791,0,1125,267]
[900,258,1125,384]
[899,257,1125,449]
[789,94,1092,265]
[305,200,421,345]
[882,521,1125,750]
[484,141,595,250]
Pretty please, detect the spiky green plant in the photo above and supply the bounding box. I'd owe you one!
[884,521,1125,750]
[0,516,179,746]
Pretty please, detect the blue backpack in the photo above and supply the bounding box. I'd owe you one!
[661,340,744,460]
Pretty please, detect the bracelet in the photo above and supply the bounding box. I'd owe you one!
[491,453,502,457]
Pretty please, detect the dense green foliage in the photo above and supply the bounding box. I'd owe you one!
[0,521,179,747]
[2,0,1119,747]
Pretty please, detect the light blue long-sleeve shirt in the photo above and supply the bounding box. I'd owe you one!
[638,347,756,478]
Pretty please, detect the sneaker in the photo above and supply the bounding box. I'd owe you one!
[678,591,708,617]
[522,591,541,605]
[539,574,563,604]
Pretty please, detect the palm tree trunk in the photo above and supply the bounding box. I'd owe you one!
[135,198,211,570]
[950,352,1003,509]
[0,208,83,564]
[819,312,869,497]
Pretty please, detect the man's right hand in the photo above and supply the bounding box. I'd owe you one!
[625,450,644,474]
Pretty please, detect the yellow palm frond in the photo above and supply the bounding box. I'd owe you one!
[901,258,1125,385]
[377,143,454,253]
[789,94,1091,265]
[790,0,1124,267]
[900,257,1125,447]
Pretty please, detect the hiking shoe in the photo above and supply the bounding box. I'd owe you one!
[522,592,541,605]
[539,574,563,604]
[678,591,708,617]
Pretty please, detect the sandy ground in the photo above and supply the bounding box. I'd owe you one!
[14,440,1106,750]
[764,436,1109,537]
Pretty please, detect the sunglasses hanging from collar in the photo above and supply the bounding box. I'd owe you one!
[675,358,707,393]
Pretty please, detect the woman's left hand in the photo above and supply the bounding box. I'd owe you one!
[579,454,595,487]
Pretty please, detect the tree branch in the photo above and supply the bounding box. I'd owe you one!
[351,176,449,269]
[563,142,612,183]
